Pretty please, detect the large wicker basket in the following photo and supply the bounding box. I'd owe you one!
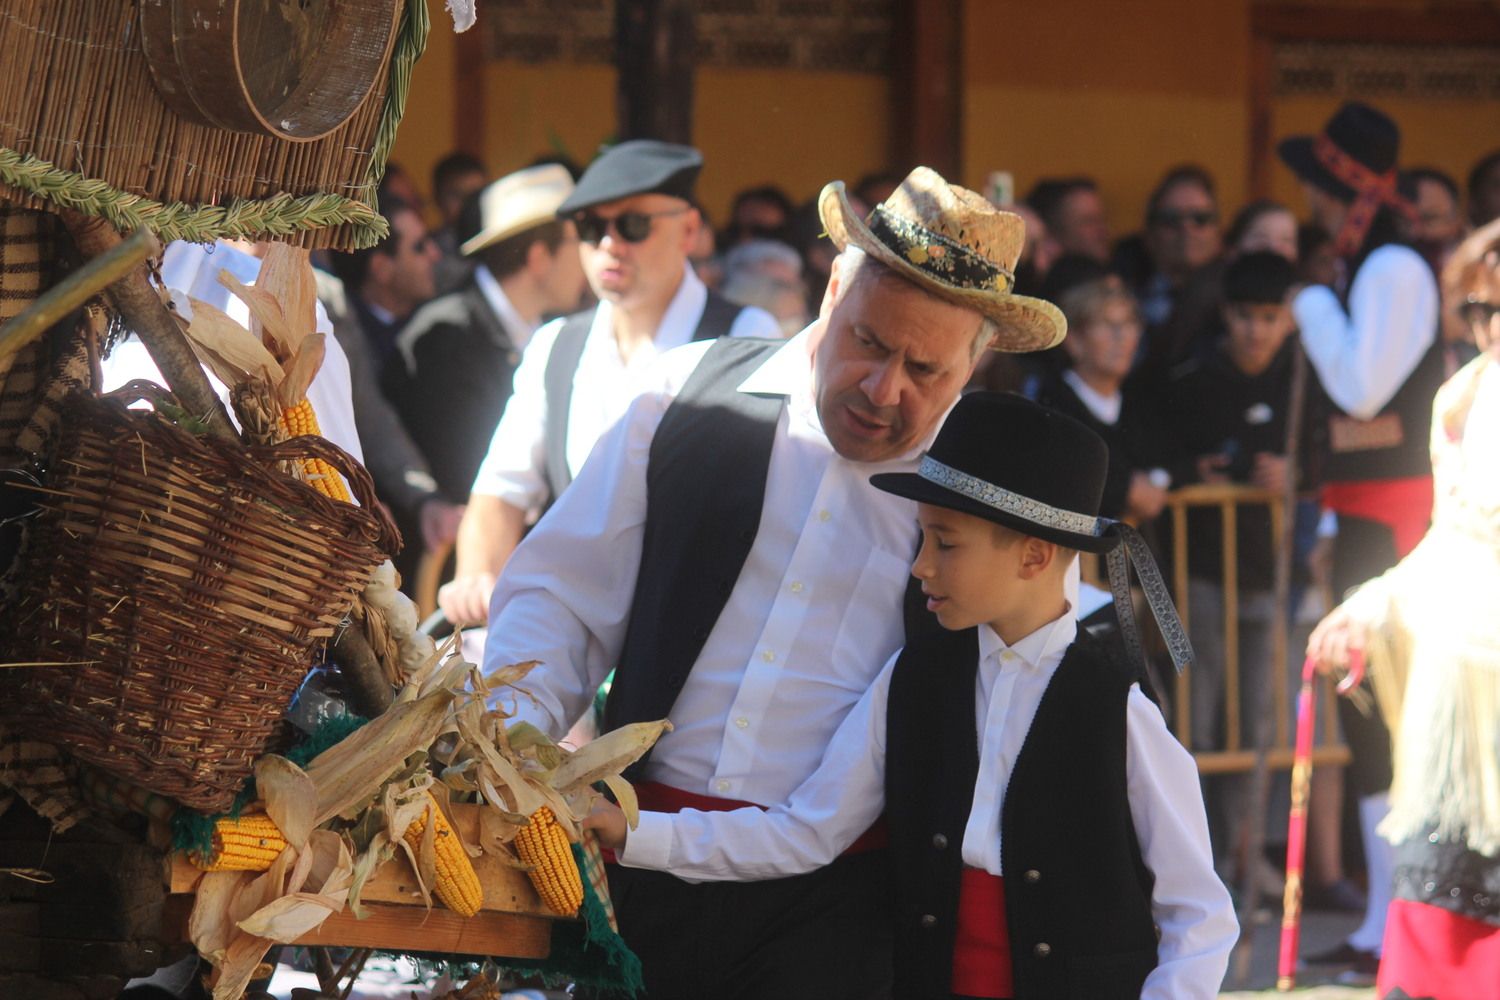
[1,389,398,812]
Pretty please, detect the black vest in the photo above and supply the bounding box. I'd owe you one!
[885,628,1158,1000]
[540,291,743,507]
[600,336,942,774]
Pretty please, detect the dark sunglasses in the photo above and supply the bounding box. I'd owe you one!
[573,207,689,245]
[1459,297,1500,326]
[1151,209,1217,229]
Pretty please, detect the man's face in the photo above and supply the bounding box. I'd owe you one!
[812,259,983,463]
[1223,301,1294,376]
[1055,188,1110,262]
[378,208,440,315]
[1413,178,1463,248]
[438,169,487,227]
[576,193,698,311]
[538,221,587,315]
[1148,181,1221,278]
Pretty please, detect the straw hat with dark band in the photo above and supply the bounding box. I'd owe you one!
[818,166,1066,352]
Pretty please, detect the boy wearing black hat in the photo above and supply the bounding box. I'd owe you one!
[588,393,1236,999]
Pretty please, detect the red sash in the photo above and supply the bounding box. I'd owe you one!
[602,781,888,863]
[1323,476,1433,558]
[950,868,1014,999]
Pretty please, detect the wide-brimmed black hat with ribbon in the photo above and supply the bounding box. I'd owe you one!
[819,167,1066,353]
[1277,101,1416,255]
[872,392,1194,673]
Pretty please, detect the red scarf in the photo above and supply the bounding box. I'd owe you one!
[1314,134,1418,257]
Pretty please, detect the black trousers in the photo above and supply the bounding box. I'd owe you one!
[604,850,894,1000]
[1332,514,1397,796]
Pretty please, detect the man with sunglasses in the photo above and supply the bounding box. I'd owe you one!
[440,141,777,629]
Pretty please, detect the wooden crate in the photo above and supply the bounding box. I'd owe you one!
[164,803,559,959]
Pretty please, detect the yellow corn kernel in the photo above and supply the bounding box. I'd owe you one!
[278,399,352,502]
[404,792,483,917]
[192,812,288,872]
[514,806,583,917]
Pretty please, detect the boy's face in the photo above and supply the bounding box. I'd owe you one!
[911,503,1054,634]
[1223,301,1294,377]
[1064,297,1140,386]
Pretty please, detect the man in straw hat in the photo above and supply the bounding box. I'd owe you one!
[585,392,1237,998]
[480,166,1069,996]
[1278,100,1445,981]
[440,141,779,629]
[389,162,587,508]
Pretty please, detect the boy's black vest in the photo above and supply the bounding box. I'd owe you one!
[539,291,742,508]
[601,336,937,772]
[1324,249,1446,484]
[885,627,1159,1000]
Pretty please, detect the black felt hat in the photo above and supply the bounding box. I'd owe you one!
[1277,101,1402,204]
[556,140,703,215]
[871,393,1117,553]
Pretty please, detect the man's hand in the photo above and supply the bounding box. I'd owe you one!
[1125,471,1168,521]
[1306,607,1368,694]
[438,572,496,627]
[419,497,467,551]
[1196,453,1231,484]
[1251,452,1289,493]
[582,799,628,852]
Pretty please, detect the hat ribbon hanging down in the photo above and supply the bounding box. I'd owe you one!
[1313,134,1418,257]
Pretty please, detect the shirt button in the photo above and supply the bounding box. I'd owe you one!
[761,649,776,663]
[1034,942,1052,958]
[931,833,948,850]
[1000,649,1018,661]
[919,914,938,929]
[714,779,731,793]
[734,716,749,729]
[817,509,831,522]
[1024,869,1041,884]
[789,581,805,595]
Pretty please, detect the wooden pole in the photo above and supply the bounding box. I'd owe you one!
[615,0,696,144]
[59,213,237,442]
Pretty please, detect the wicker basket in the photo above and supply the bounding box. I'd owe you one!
[1,389,398,812]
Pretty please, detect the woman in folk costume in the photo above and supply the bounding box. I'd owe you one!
[1278,101,1445,973]
[1307,218,1500,999]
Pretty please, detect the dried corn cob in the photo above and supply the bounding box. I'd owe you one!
[514,806,583,917]
[279,398,352,502]
[191,812,288,872]
[404,792,483,917]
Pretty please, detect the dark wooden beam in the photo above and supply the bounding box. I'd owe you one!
[892,0,963,180]
[615,0,696,144]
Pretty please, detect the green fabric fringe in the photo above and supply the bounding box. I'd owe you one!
[169,714,369,857]
[501,842,645,997]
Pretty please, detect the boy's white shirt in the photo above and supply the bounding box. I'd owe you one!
[620,605,1238,999]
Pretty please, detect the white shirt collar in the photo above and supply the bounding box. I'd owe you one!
[1062,369,1123,426]
[474,264,539,351]
[976,602,1079,672]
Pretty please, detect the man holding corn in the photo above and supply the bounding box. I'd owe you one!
[483,167,1064,998]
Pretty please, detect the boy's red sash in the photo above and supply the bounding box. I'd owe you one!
[950,867,1014,998]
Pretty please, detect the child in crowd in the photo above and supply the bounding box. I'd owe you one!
[1163,250,1321,879]
[587,393,1237,999]
[1034,277,1174,530]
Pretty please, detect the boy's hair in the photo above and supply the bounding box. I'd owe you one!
[989,521,1081,571]
[1057,275,1138,334]
[1222,251,1297,306]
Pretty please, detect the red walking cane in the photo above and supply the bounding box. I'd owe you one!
[1278,648,1365,990]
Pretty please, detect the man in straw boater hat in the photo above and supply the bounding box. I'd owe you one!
[587,393,1239,999]
[1277,100,1445,981]
[389,162,587,511]
[440,140,779,631]
[480,167,1070,996]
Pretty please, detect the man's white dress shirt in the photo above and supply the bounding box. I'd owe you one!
[1293,244,1438,421]
[102,241,363,464]
[484,329,934,808]
[470,263,779,513]
[619,606,1238,1000]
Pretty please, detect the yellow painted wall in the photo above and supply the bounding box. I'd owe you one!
[389,17,459,217]
[962,0,1253,239]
